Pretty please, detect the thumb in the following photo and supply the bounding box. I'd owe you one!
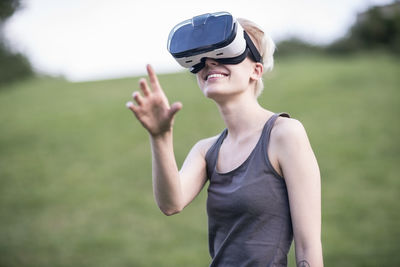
[168,102,183,119]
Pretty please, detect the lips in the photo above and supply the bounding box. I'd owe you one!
[205,71,229,81]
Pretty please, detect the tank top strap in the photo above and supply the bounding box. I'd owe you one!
[205,129,228,179]
[260,112,290,150]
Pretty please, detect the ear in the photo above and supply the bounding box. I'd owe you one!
[250,62,264,81]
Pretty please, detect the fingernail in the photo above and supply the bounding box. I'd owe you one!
[132,91,138,97]
[126,101,133,108]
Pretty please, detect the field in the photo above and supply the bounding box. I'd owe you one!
[0,53,399,266]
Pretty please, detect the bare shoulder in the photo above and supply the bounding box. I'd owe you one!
[192,135,220,157]
[270,116,317,175]
[272,117,310,147]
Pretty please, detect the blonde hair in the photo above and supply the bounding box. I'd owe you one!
[237,18,276,97]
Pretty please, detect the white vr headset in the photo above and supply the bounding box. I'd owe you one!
[167,11,262,73]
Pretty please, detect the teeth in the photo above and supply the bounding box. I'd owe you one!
[207,73,226,80]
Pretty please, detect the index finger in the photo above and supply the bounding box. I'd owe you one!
[146,64,161,91]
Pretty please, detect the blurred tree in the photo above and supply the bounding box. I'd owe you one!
[328,1,400,54]
[0,0,33,87]
[275,38,323,57]
[0,0,21,21]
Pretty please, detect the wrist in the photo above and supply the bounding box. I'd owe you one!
[150,129,173,143]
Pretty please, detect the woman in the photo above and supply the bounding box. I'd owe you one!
[126,12,323,267]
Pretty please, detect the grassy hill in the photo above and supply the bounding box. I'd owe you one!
[0,53,399,266]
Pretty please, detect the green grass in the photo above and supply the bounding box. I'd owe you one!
[0,52,399,266]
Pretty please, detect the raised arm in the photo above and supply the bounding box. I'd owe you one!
[274,118,323,267]
[126,65,208,215]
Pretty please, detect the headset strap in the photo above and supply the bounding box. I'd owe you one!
[243,31,262,64]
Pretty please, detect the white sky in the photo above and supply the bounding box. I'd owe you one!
[3,0,394,81]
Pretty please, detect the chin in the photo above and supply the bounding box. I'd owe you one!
[203,87,239,102]
[203,86,225,98]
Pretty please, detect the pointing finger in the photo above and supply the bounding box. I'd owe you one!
[146,64,161,91]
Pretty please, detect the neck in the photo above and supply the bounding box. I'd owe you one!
[215,92,273,140]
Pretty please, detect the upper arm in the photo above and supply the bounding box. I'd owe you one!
[179,136,216,208]
[274,119,322,257]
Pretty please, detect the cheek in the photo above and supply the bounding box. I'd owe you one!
[229,70,250,89]
[196,75,210,96]
[196,74,205,89]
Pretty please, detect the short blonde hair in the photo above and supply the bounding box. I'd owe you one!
[237,18,276,97]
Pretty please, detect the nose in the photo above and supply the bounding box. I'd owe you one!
[204,58,219,67]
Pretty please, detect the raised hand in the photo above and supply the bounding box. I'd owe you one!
[126,64,182,137]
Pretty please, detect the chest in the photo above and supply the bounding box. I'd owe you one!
[207,151,289,219]
[216,132,281,177]
[216,133,261,174]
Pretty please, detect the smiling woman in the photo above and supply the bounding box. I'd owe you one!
[126,11,323,267]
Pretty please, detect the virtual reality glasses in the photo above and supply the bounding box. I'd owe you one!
[167,12,262,73]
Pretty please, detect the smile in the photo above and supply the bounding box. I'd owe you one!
[206,73,228,81]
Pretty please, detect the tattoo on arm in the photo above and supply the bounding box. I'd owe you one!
[297,260,310,267]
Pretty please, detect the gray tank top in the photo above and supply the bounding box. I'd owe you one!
[205,113,293,267]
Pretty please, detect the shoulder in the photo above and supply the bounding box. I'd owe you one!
[192,135,220,157]
[271,116,310,150]
[273,116,307,137]
[270,116,318,177]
